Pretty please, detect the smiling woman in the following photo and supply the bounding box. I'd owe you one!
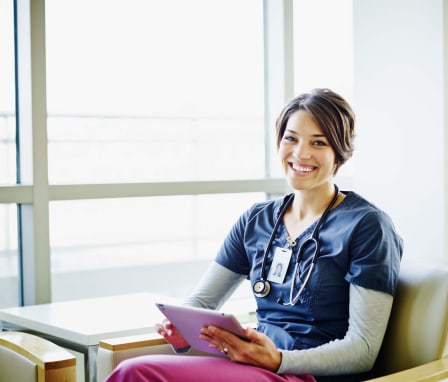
[105,89,403,382]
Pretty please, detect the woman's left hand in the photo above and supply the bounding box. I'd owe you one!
[200,325,282,372]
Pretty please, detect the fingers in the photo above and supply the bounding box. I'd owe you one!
[155,321,191,353]
[200,325,234,345]
[200,325,248,358]
[201,325,256,347]
[243,327,268,344]
[200,325,281,371]
[163,320,175,331]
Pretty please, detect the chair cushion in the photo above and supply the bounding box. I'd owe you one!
[373,261,448,375]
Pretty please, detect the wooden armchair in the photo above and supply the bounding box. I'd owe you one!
[97,261,448,382]
[0,331,76,382]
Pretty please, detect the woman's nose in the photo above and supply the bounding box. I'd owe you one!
[293,142,311,159]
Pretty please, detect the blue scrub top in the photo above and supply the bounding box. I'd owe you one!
[215,191,403,351]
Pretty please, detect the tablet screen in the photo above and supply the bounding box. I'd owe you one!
[155,303,248,355]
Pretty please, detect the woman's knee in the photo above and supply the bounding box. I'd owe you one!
[106,357,153,381]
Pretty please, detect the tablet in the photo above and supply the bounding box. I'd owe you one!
[155,302,248,355]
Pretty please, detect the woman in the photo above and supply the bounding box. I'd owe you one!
[106,89,403,382]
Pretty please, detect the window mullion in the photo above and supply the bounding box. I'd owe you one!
[15,0,50,305]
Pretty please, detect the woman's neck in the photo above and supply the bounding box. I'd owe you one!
[283,184,341,240]
[291,185,337,221]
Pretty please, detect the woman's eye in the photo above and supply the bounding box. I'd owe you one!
[282,135,296,142]
[313,140,327,147]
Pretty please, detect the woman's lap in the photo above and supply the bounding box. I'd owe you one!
[105,355,316,382]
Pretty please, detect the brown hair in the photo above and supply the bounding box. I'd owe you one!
[275,88,356,173]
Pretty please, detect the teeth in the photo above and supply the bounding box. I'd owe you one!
[292,164,313,172]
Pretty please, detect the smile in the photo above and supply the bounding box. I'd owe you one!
[291,163,315,173]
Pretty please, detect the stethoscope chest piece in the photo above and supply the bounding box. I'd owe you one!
[253,279,271,298]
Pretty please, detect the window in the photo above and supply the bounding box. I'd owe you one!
[45,0,264,184]
[0,121,15,185]
[0,0,16,184]
[50,193,263,300]
[0,204,18,308]
[44,0,266,301]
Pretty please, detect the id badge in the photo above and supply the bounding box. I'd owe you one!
[267,247,292,284]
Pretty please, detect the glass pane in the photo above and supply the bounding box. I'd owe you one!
[50,193,263,301]
[0,0,16,184]
[0,204,19,308]
[293,0,354,179]
[45,0,264,184]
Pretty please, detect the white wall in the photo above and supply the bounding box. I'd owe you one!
[353,0,445,261]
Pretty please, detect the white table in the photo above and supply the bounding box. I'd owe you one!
[0,293,177,382]
[0,293,256,382]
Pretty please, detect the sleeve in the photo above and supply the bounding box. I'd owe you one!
[183,261,247,310]
[277,284,393,376]
[214,210,252,275]
[346,210,403,295]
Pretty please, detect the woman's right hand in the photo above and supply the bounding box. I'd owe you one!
[155,319,191,353]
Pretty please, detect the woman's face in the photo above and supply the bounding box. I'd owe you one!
[278,110,337,192]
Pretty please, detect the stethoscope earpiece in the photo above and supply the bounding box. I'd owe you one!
[253,279,271,298]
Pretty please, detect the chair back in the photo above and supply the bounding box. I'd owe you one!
[0,344,36,382]
[0,331,76,382]
[373,261,448,376]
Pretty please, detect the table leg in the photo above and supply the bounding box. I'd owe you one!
[87,344,99,382]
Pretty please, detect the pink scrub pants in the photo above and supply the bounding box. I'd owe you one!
[105,355,316,382]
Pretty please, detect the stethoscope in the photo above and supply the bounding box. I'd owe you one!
[252,185,340,306]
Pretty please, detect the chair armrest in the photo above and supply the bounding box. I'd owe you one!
[97,332,182,382]
[0,331,76,382]
[363,357,448,382]
[99,332,168,352]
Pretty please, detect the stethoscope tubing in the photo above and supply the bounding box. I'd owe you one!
[255,185,340,305]
[259,193,295,281]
